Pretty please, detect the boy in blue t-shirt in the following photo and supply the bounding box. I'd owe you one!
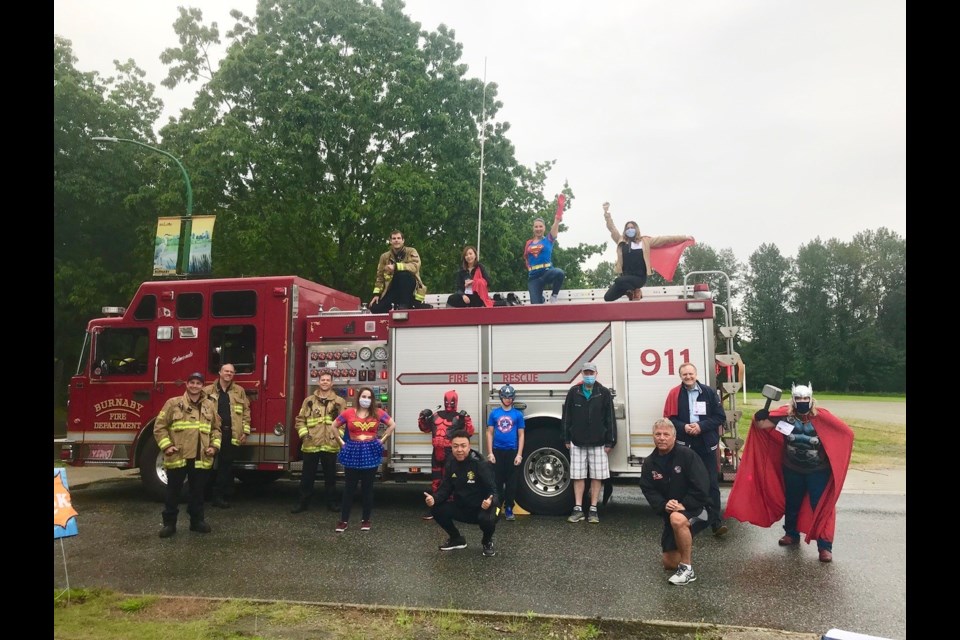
[485,384,526,521]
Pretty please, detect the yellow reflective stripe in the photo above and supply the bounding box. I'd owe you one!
[211,438,221,448]
[396,262,406,271]
[157,437,172,450]
[170,420,204,431]
[195,460,214,469]
[302,445,322,453]
[305,417,320,427]
[165,459,186,469]
[297,427,309,438]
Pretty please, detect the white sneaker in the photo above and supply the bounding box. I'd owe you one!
[668,563,697,585]
[549,295,559,304]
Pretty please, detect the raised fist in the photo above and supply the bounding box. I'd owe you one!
[753,408,769,423]
[419,409,434,421]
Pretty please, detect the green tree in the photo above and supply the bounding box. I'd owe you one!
[739,243,794,390]
[54,36,164,398]
[156,0,601,299]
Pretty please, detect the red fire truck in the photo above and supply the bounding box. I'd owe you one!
[58,275,743,514]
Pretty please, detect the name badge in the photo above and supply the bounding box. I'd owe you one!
[694,401,707,415]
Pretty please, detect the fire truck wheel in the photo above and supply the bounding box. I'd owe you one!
[138,436,169,502]
[516,427,574,516]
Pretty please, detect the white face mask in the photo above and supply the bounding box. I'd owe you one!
[359,397,372,409]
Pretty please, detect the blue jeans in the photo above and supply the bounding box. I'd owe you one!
[783,466,832,551]
[527,268,565,304]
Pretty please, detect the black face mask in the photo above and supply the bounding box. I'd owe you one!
[795,401,811,414]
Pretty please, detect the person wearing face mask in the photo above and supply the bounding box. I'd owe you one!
[724,383,854,563]
[562,362,616,524]
[332,386,397,533]
[601,202,695,301]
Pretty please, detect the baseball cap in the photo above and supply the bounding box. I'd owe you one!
[581,362,597,373]
[187,371,205,382]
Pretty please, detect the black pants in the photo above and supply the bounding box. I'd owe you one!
[213,428,237,500]
[493,448,519,509]
[446,292,485,307]
[691,445,722,528]
[298,451,337,503]
[163,459,209,524]
[371,271,416,313]
[431,500,497,544]
[604,274,646,302]
[340,467,376,521]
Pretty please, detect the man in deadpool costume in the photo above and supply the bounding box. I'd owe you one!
[418,390,476,519]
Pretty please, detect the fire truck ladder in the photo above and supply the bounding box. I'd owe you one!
[683,271,743,482]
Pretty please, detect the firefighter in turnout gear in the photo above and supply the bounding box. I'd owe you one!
[418,390,475,517]
[154,371,222,538]
[203,364,251,509]
[291,370,348,513]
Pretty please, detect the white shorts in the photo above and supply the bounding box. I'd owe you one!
[569,444,610,480]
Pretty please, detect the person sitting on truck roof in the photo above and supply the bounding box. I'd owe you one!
[424,429,500,557]
[639,418,712,585]
[369,230,429,313]
[154,371,222,538]
[601,201,695,301]
[523,212,565,305]
[446,246,494,308]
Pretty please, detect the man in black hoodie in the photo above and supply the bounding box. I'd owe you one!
[424,430,499,557]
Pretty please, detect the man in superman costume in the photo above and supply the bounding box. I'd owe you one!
[724,383,854,563]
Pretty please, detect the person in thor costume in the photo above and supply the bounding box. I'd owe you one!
[418,390,476,518]
[724,383,854,563]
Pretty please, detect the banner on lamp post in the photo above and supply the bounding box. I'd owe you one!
[187,215,216,275]
[153,217,182,276]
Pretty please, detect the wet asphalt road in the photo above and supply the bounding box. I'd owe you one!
[54,476,906,639]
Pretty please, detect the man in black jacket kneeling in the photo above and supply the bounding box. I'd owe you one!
[424,430,500,557]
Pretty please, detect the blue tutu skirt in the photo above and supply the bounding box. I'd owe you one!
[338,438,383,470]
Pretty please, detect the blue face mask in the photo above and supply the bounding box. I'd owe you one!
[583,375,596,386]
[624,228,637,239]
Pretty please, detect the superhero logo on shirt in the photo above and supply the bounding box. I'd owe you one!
[652,471,663,480]
[496,417,515,433]
[467,470,476,484]
[527,242,544,257]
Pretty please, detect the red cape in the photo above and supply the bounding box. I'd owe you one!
[472,266,494,308]
[723,406,854,544]
[649,238,695,282]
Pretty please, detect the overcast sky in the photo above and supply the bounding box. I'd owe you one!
[54,0,905,268]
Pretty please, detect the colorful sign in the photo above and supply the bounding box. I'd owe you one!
[54,468,78,539]
[154,217,182,276]
[187,215,216,275]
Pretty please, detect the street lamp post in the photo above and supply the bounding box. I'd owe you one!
[92,136,194,275]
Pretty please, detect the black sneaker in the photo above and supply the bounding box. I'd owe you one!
[482,540,496,557]
[439,536,467,551]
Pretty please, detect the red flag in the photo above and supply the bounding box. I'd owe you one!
[649,238,695,281]
[554,194,566,222]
